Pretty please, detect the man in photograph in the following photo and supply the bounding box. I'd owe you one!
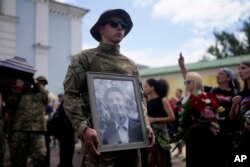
[101,87,143,144]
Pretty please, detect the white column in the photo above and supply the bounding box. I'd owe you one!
[0,0,17,60]
[34,0,49,77]
[70,18,82,55]
[2,0,16,16]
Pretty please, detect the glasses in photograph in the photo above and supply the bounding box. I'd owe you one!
[103,19,127,29]
[184,80,193,85]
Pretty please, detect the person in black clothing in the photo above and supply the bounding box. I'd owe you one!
[211,68,241,167]
[57,94,75,167]
[171,88,184,158]
[144,78,175,167]
[48,94,75,167]
[45,103,53,167]
[0,92,5,167]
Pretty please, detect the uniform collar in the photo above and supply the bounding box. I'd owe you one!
[97,42,120,55]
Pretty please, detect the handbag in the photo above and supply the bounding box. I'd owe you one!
[152,124,170,150]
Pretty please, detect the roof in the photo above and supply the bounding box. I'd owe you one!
[139,55,250,77]
[50,0,89,17]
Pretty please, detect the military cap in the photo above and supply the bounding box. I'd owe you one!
[90,9,133,42]
[36,76,48,85]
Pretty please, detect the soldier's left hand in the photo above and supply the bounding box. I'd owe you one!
[147,127,155,148]
[83,127,100,158]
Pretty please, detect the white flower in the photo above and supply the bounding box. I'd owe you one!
[204,98,211,104]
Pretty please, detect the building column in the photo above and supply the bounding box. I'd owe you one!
[34,0,50,77]
[0,0,17,60]
[1,0,16,16]
[70,18,82,56]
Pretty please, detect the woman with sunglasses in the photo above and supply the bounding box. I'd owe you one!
[180,72,225,167]
[178,54,240,167]
[229,60,250,167]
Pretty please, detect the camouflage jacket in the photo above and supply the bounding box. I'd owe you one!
[63,42,148,138]
[6,85,48,132]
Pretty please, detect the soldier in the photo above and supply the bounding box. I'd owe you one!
[63,9,154,167]
[5,76,49,167]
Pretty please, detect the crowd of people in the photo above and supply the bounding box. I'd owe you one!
[0,8,250,167]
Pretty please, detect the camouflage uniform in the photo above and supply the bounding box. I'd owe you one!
[6,84,48,167]
[64,42,148,167]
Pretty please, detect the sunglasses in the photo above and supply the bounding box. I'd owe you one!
[103,20,127,29]
[184,80,193,85]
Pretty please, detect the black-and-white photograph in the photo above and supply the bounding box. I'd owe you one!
[87,72,149,152]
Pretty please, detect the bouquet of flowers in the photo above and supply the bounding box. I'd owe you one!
[179,92,225,135]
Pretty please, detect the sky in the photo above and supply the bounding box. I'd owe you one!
[55,0,250,68]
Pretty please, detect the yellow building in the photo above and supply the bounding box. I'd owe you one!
[139,55,250,98]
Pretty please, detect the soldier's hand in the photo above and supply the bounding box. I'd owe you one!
[15,79,24,90]
[147,127,155,148]
[83,127,100,158]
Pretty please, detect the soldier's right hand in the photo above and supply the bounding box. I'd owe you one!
[83,127,100,158]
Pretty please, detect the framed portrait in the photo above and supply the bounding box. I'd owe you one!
[87,72,149,152]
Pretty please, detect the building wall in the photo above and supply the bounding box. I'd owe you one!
[34,0,50,79]
[16,0,35,64]
[49,13,71,94]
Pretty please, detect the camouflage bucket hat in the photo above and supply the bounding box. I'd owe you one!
[36,76,48,85]
[90,9,133,42]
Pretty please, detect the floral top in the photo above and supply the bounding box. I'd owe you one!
[239,89,250,125]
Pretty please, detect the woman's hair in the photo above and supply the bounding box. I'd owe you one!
[186,72,203,91]
[158,79,169,97]
[241,60,250,92]
[220,68,240,95]
[146,78,169,98]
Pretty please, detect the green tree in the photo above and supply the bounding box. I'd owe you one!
[240,17,250,52]
[207,16,250,59]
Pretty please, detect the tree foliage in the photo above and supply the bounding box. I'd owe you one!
[207,16,250,59]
